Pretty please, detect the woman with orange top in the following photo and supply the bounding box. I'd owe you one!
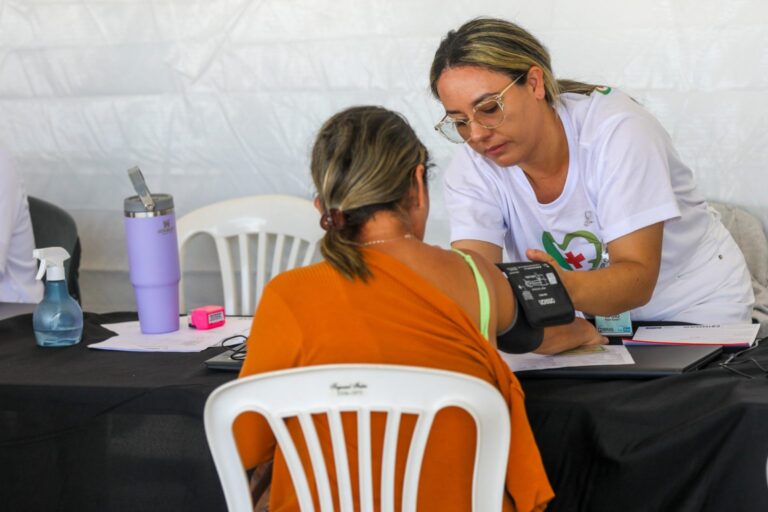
[233,106,605,511]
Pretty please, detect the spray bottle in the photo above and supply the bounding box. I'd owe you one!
[32,247,83,347]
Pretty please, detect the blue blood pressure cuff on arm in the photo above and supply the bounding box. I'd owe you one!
[495,262,576,354]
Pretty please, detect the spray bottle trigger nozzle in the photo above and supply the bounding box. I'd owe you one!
[32,247,70,282]
[35,258,47,280]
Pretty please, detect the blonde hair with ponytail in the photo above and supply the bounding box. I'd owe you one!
[430,17,599,105]
[311,106,429,281]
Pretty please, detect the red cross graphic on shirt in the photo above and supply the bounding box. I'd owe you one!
[565,251,586,269]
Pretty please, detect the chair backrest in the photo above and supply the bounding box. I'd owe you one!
[176,195,324,315]
[709,201,768,287]
[709,201,768,336]
[27,196,82,303]
[204,364,510,512]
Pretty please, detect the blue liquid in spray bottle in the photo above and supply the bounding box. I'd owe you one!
[32,247,83,347]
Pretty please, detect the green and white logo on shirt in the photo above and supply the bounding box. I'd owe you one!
[542,230,603,271]
[593,85,612,95]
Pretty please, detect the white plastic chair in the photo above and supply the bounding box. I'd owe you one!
[204,364,511,512]
[177,195,323,315]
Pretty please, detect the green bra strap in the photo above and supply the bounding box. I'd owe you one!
[451,248,491,340]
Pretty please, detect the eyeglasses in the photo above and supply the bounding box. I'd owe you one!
[434,71,527,144]
[719,337,766,379]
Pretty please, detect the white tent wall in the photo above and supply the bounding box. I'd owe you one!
[2,0,766,313]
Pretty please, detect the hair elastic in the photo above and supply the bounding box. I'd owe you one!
[320,208,346,231]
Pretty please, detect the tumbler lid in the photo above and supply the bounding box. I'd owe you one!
[124,194,174,217]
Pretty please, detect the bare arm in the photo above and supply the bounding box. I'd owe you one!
[451,239,503,264]
[535,319,607,355]
[475,249,606,354]
[456,247,515,340]
[528,223,664,316]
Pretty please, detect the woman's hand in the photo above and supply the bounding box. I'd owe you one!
[535,318,608,355]
[525,247,575,290]
[526,223,664,316]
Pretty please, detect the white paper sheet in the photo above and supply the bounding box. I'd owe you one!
[499,345,635,372]
[626,323,760,347]
[88,316,253,352]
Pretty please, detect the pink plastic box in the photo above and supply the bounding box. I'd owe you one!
[189,305,226,330]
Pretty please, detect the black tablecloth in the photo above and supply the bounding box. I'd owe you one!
[2,312,767,511]
[520,344,768,512]
[0,312,234,512]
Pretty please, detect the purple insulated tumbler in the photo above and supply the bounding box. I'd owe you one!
[124,193,181,334]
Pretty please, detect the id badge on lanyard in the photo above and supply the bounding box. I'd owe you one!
[593,248,633,336]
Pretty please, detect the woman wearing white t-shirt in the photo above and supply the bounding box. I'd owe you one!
[430,17,753,325]
[0,150,43,304]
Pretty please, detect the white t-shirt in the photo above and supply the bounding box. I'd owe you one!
[0,151,43,303]
[444,88,753,324]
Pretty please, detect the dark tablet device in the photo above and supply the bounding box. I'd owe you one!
[204,348,245,372]
[516,344,723,380]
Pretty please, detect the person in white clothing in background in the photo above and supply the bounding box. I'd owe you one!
[429,17,754,325]
[0,150,43,303]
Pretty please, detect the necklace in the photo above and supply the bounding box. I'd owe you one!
[358,234,414,247]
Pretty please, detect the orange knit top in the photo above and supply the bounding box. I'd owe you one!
[233,249,553,511]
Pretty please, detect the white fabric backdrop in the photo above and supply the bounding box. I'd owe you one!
[1,0,766,311]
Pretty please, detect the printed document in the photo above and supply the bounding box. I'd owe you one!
[88,316,253,352]
[499,344,634,372]
[626,323,760,347]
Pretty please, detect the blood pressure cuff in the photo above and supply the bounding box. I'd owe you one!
[495,262,576,354]
[496,301,544,354]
